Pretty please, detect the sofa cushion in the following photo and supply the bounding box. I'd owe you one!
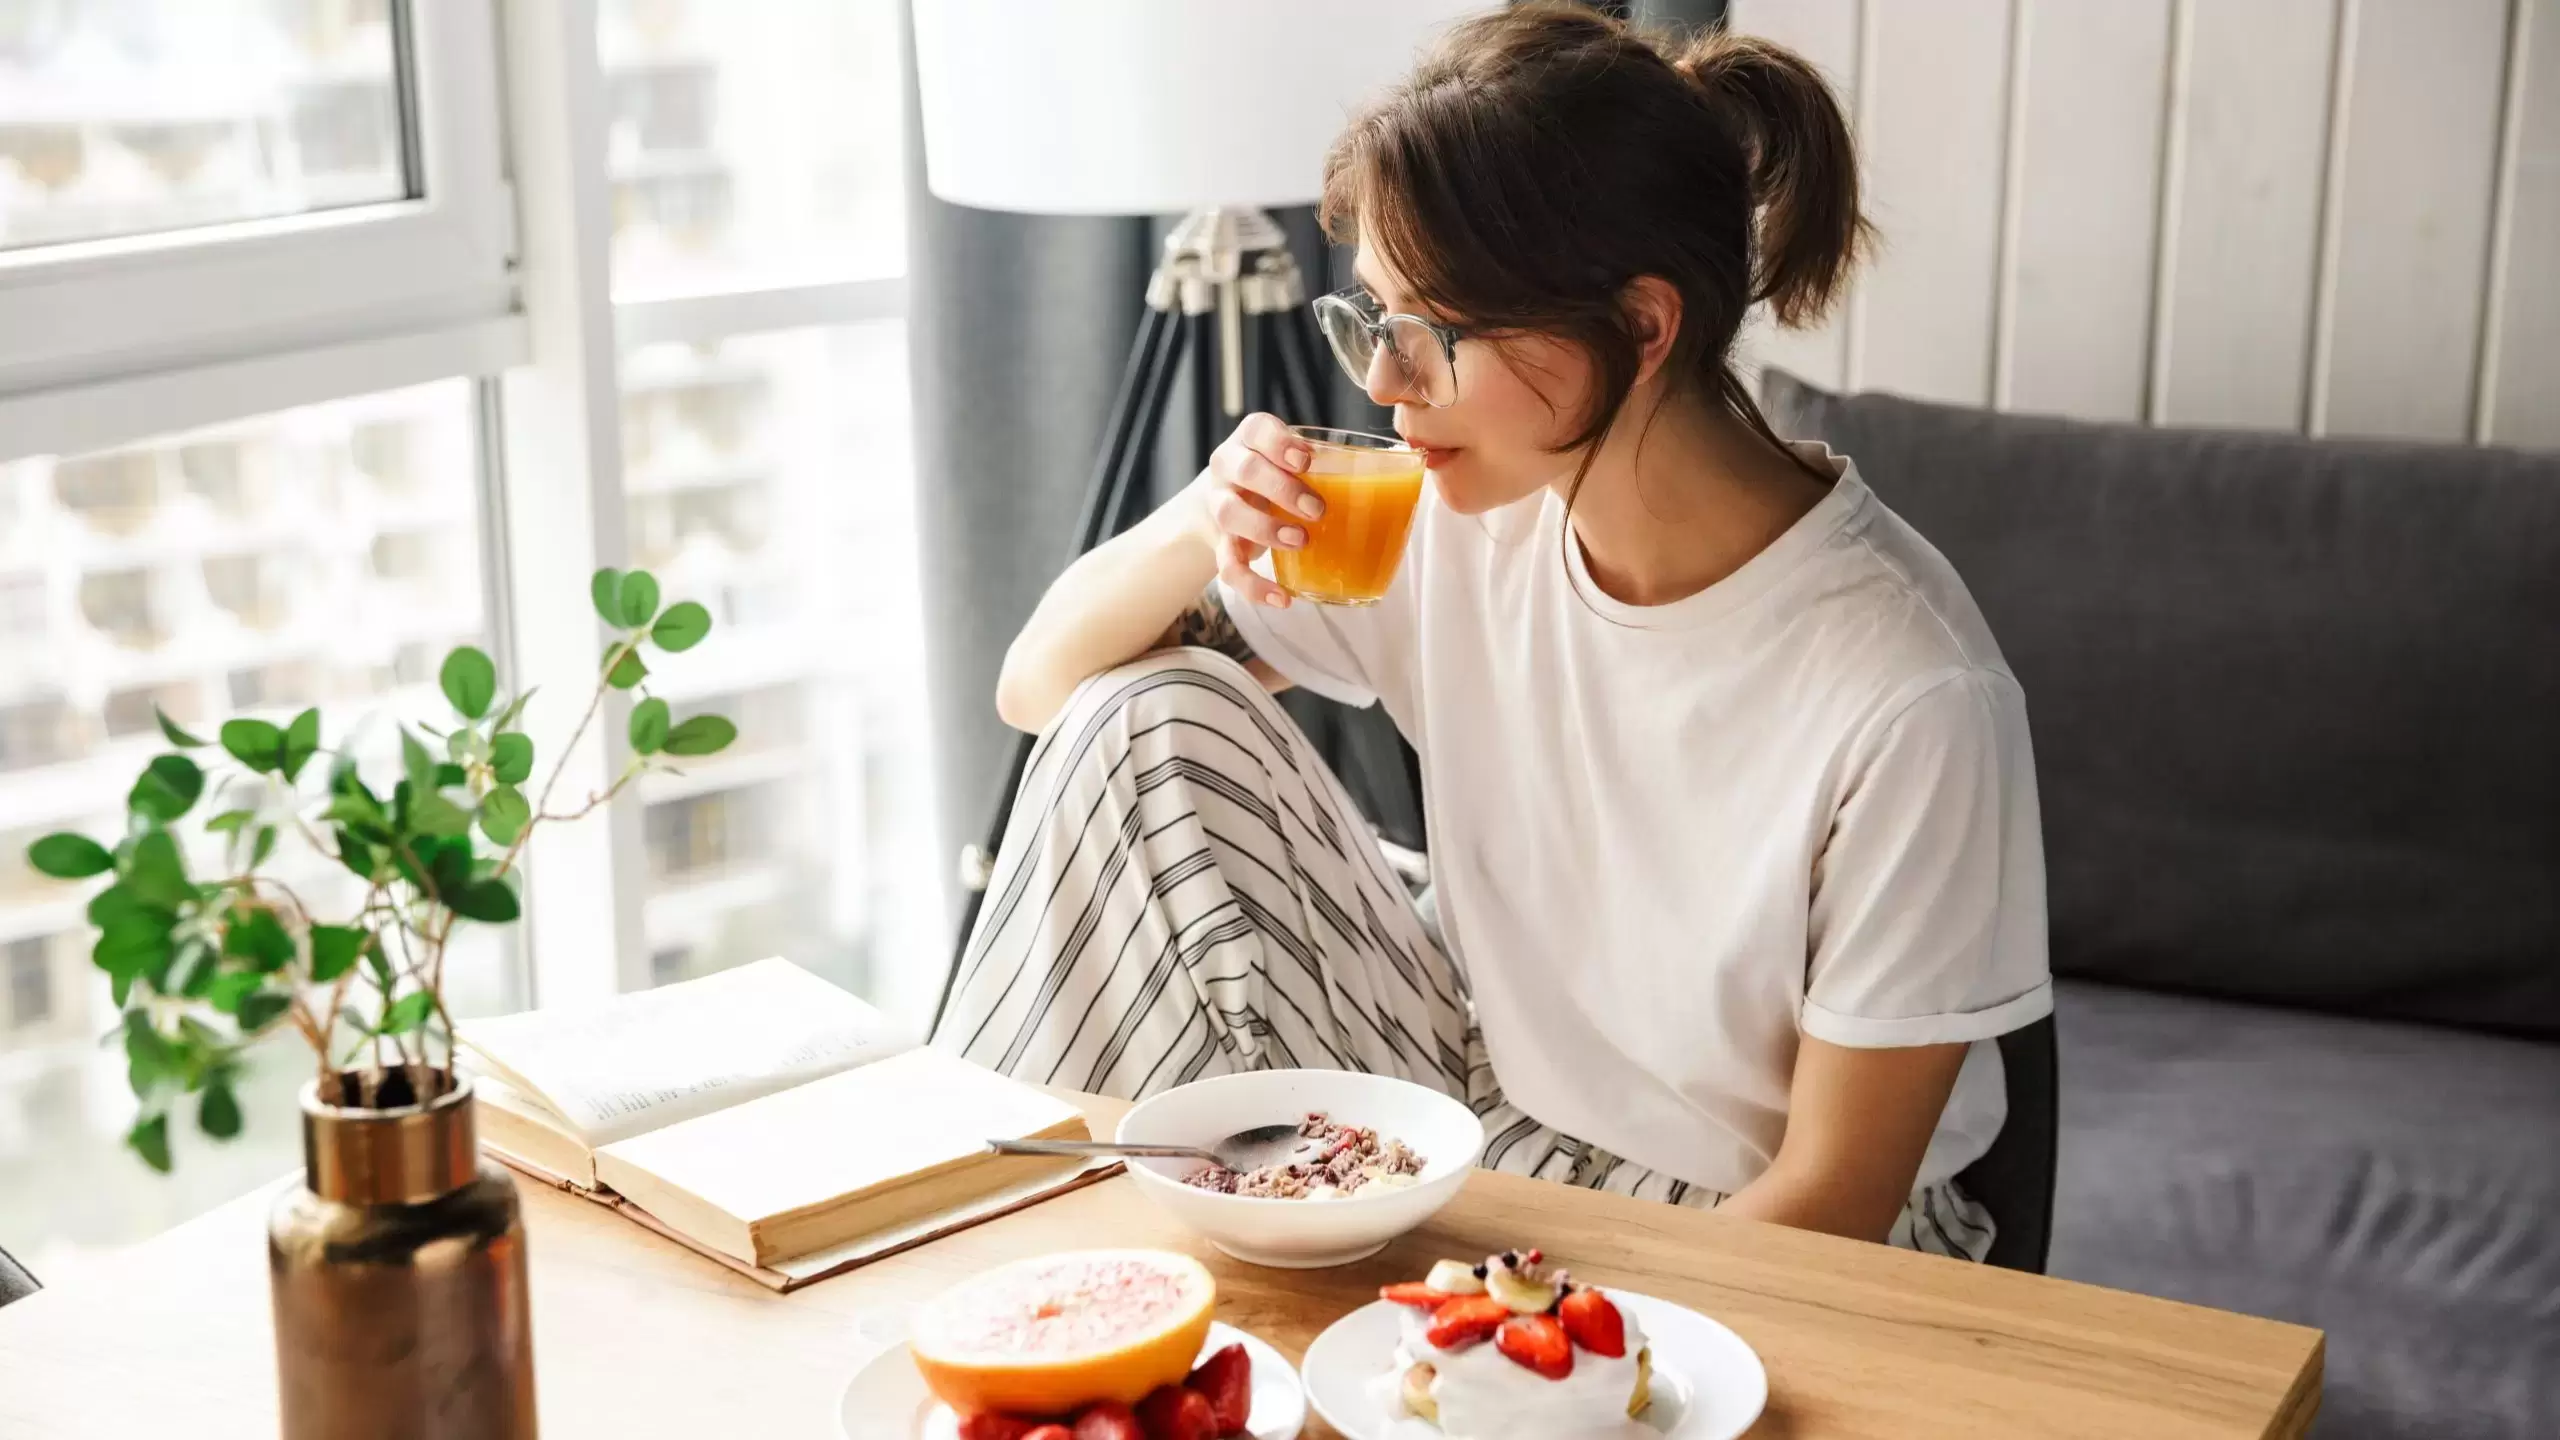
[2050,979,2560,1440]
[1761,371,2560,1036]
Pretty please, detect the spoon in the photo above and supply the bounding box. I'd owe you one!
[987,1122,1315,1173]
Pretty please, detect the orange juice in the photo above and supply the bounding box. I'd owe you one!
[1270,429,1425,606]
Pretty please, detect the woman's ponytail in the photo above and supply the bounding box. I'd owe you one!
[1676,33,1871,330]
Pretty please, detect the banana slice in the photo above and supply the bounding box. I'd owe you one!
[1627,1345,1654,1417]
[1426,1259,1487,1295]
[1401,1361,1441,1422]
[1485,1266,1559,1314]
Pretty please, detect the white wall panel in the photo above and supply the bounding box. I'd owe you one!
[2485,0,2560,448]
[1728,0,1862,391]
[1996,0,2173,421]
[2152,0,2341,430]
[2315,0,2514,440]
[1847,0,2012,405]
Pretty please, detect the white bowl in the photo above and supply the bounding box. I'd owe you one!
[1116,1069,1484,1269]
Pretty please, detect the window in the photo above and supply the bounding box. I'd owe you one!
[0,0,922,1276]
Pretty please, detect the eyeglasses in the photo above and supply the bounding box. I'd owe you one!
[1312,286,1466,408]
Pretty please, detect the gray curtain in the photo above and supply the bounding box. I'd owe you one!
[897,0,1725,935]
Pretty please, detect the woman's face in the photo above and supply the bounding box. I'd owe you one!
[1353,236,1593,516]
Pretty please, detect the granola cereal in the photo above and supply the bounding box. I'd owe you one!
[1184,1110,1425,1199]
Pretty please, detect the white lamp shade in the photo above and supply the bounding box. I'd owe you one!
[911,0,1484,216]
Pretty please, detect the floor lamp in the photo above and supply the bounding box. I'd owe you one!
[910,0,1476,1032]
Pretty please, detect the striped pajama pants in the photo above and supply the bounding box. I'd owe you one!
[934,647,1996,1262]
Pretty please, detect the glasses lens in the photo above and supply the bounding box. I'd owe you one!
[1316,297,1380,390]
[1384,316,1455,406]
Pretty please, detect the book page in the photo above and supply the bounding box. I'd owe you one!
[460,957,916,1147]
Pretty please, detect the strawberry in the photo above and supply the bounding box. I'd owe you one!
[959,1415,1038,1440]
[1379,1281,1452,1308]
[1558,1288,1627,1358]
[1185,1342,1253,1434]
[1134,1383,1219,1440]
[1496,1313,1575,1380]
[1069,1401,1143,1440]
[1022,1428,1073,1440]
[1423,1295,1511,1349]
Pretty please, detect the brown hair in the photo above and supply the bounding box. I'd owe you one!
[1320,2,1870,480]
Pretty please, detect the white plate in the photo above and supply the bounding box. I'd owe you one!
[838,1320,1306,1439]
[1299,1293,1766,1440]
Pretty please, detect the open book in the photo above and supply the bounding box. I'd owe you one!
[460,958,1106,1289]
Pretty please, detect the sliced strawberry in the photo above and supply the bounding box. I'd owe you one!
[1069,1400,1143,1440]
[1495,1313,1575,1380]
[1558,1288,1627,1358]
[1021,1428,1073,1440]
[1185,1342,1252,1434]
[1423,1295,1511,1349]
[1134,1384,1219,1440]
[1379,1282,1453,1308]
[959,1416,1038,1440]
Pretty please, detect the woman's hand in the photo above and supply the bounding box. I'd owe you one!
[1182,413,1325,609]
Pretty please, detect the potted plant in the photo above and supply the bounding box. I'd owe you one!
[23,567,735,1440]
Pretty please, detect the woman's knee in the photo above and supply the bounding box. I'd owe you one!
[1054,646,1287,742]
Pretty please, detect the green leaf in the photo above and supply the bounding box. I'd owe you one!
[426,837,475,900]
[168,940,216,998]
[409,792,472,840]
[660,715,738,758]
[154,706,207,748]
[491,686,537,734]
[479,785,531,846]
[602,644,647,690]
[434,762,468,788]
[124,1012,176,1094]
[199,1079,243,1140]
[129,754,206,821]
[377,991,437,1035]
[590,567,625,625]
[322,789,383,829]
[94,917,172,984]
[237,992,292,1031]
[203,808,255,835]
[28,832,113,879]
[448,878,521,924]
[282,708,321,782]
[617,569,661,629]
[400,729,434,795]
[440,646,498,720]
[309,924,368,983]
[207,971,262,1015]
[649,600,713,653]
[219,719,286,774]
[364,943,398,995]
[88,883,170,931]
[628,697,670,755]
[490,732,534,786]
[328,748,365,797]
[250,825,277,870]
[129,1114,172,1173]
[336,833,379,882]
[223,909,295,972]
[124,830,192,909]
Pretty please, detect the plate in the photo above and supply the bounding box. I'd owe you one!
[1299,1292,1766,1440]
[838,1320,1306,1439]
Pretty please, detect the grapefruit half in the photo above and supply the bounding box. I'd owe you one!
[908,1249,1217,1415]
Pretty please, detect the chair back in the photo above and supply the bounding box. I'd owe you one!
[1957,1016,2059,1272]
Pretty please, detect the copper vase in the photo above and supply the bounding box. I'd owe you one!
[268,1074,538,1439]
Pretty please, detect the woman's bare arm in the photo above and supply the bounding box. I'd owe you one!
[1716,1034,1969,1243]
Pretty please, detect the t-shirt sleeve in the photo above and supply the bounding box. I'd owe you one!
[1802,667,2053,1048]
[1217,551,1420,719]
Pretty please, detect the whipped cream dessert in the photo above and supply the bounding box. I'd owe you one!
[1366,1248,1654,1439]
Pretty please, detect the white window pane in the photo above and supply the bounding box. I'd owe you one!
[620,323,936,1008]
[0,378,520,1279]
[599,0,904,300]
[0,0,411,252]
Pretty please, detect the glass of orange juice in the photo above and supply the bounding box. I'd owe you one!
[1270,426,1426,606]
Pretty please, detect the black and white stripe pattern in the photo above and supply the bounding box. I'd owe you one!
[936,648,1994,1262]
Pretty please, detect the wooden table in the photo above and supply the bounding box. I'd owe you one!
[0,1094,2320,1438]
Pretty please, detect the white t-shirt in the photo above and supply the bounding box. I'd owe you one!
[1222,444,2052,1192]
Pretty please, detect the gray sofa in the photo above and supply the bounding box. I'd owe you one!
[1761,371,2560,1440]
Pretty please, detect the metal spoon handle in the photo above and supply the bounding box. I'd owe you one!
[985,1138,1221,1163]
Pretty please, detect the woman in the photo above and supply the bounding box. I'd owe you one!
[935,4,2049,1260]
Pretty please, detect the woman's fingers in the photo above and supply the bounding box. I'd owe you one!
[1209,484,1306,553]
[1217,416,1325,520]
[1217,535,1293,609]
